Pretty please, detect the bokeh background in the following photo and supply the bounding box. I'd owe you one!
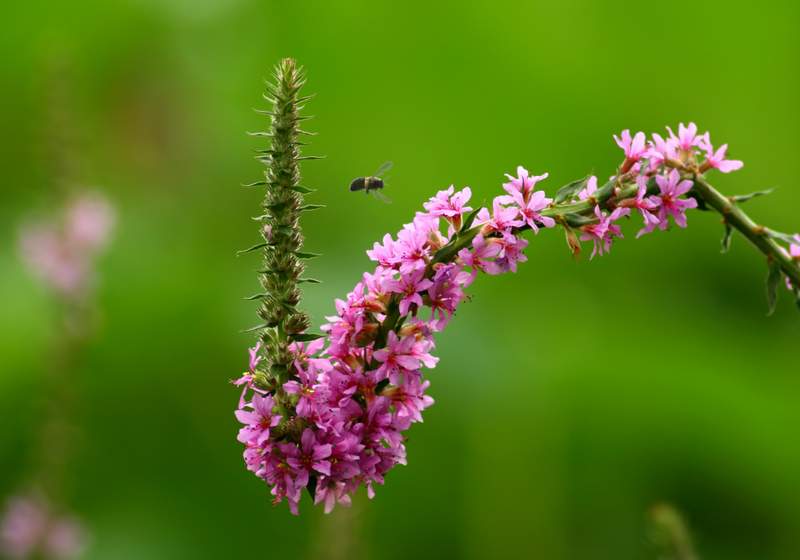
[2,1,799,558]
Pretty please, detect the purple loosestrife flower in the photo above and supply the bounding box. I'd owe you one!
[0,496,85,560]
[578,176,598,201]
[18,193,115,300]
[424,186,473,232]
[647,169,698,232]
[236,394,281,447]
[668,122,704,152]
[699,134,744,174]
[385,268,434,315]
[580,205,630,259]
[614,129,647,172]
[619,176,662,238]
[502,166,548,200]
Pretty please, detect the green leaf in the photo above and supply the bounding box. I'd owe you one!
[241,324,269,333]
[297,155,325,161]
[247,131,273,137]
[460,207,482,233]
[289,332,324,342]
[721,222,733,253]
[298,278,322,284]
[554,176,588,204]
[299,204,325,212]
[290,185,315,194]
[730,189,774,204]
[237,242,268,256]
[241,180,266,187]
[766,260,782,316]
[563,213,593,227]
[243,293,268,300]
[295,251,321,259]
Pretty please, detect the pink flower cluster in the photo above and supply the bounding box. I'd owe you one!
[235,123,746,513]
[577,122,744,257]
[235,174,549,514]
[0,496,84,560]
[18,193,115,299]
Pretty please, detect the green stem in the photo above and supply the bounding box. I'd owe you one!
[691,175,800,286]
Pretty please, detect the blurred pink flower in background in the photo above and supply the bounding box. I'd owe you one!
[18,193,115,299]
[0,496,85,560]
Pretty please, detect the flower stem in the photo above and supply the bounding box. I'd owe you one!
[691,175,800,286]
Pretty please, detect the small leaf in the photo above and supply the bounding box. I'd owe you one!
[241,324,269,333]
[730,189,774,204]
[298,278,322,284]
[297,155,326,161]
[721,222,733,253]
[247,131,273,137]
[299,204,325,212]
[460,207,482,233]
[241,180,266,187]
[766,260,782,316]
[295,251,321,259]
[290,185,315,194]
[289,332,325,342]
[563,213,593,227]
[554,176,588,204]
[243,293,268,301]
[237,242,268,256]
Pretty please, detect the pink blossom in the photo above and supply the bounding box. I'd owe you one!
[502,166,549,200]
[790,235,800,259]
[423,186,472,219]
[620,176,662,238]
[668,122,704,152]
[644,132,678,171]
[614,129,647,161]
[281,429,333,485]
[458,234,502,274]
[580,205,630,258]
[476,198,524,233]
[578,176,598,201]
[65,194,115,251]
[284,364,326,418]
[501,188,554,233]
[236,394,281,446]
[373,331,437,383]
[0,496,84,560]
[385,268,433,315]
[699,135,743,173]
[649,170,698,231]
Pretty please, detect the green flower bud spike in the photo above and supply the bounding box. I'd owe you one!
[243,58,323,388]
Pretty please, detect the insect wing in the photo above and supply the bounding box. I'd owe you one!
[371,189,392,204]
[373,161,393,178]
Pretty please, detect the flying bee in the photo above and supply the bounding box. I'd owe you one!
[349,161,393,203]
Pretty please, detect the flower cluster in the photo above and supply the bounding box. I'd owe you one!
[573,122,745,257]
[18,193,115,299]
[234,122,800,514]
[0,496,84,560]
[235,171,554,513]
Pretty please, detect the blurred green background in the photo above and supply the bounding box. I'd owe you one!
[2,1,799,558]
